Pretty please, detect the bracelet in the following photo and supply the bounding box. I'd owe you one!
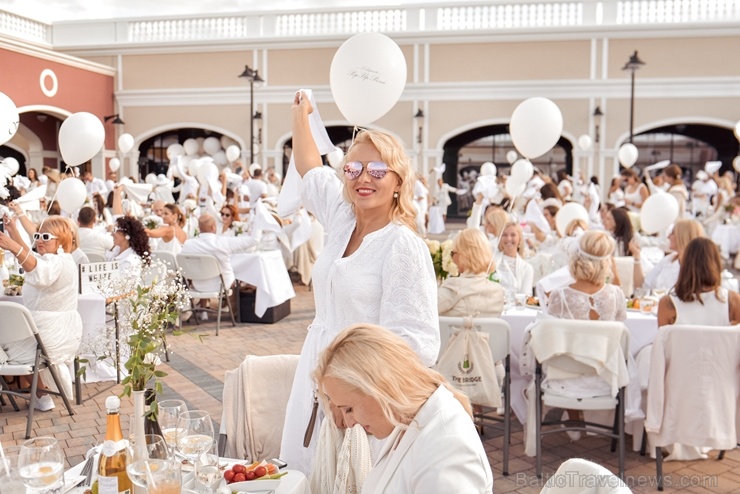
[15,247,23,258]
[16,212,25,217]
[20,250,31,265]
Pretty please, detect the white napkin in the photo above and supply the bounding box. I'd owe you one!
[15,184,47,211]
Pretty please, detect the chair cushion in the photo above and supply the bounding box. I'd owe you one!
[0,364,35,376]
[543,391,618,411]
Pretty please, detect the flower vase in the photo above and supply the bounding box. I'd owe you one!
[131,390,147,494]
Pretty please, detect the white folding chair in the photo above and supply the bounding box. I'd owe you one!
[151,250,180,272]
[529,319,630,480]
[438,316,512,476]
[84,252,106,263]
[613,256,634,298]
[0,302,75,438]
[176,253,236,335]
[646,324,740,491]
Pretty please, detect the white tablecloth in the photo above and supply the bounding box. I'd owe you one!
[712,223,740,258]
[231,250,296,317]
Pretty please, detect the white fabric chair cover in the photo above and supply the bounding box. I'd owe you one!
[612,257,634,298]
[539,458,632,494]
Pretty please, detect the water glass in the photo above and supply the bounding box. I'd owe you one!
[18,437,64,494]
[194,449,222,494]
[0,455,26,494]
[142,460,182,494]
[176,410,214,463]
[639,297,656,315]
[159,400,188,454]
[514,293,527,310]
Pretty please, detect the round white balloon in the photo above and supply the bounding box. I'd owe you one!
[187,157,202,177]
[618,143,639,168]
[641,193,679,234]
[56,178,87,214]
[118,133,135,154]
[2,157,19,176]
[480,162,497,177]
[733,156,740,172]
[145,173,157,185]
[197,160,219,186]
[203,136,221,156]
[166,143,185,161]
[506,150,518,165]
[58,112,105,166]
[183,138,199,156]
[510,159,534,186]
[226,145,241,163]
[108,158,121,172]
[0,92,19,146]
[555,202,590,236]
[326,147,345,169]
[330,32,407,126]
[213,150,228,166]
[509,97,563,159]
[505,178,525,198]
[578,134,593,151]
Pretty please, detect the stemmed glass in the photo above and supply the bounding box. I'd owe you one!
[194,445,222,494]
[18,437,64,494]
[159,400,188,455]
[176,411,214,464]
[126,434,171,490]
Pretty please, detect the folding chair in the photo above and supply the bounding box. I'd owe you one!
[176,253,236,335]
[646,324,740,491]
[0,302,75,438]
[613,256,635,298]
[528,319,630,479]
[151,251,180,272]
[438,316,511,476]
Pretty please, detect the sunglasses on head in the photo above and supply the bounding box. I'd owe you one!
[343,161,391,181]
[33,232,58,242]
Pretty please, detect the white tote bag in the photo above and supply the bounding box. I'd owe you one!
[435,325,502,408]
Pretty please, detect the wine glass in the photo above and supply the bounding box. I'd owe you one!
[0,454,26,494]
[176,411,214,464]
[126,434,171,490]
[18,437,64,494]
[158,400,188,454]
[194,447,222,494]
[141,459,182,494]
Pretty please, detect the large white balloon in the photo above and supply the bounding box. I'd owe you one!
[509,97,563,159]
[183,138,199,156]
[0,92,19,146]
[330,32,407,126]
[118,133,135,154]
[618,143,639,168]
[2,157,19,176]
[145,173,157,185]
[203,137,221,156]
[326,147,345,169]
[578,134,593,151]
[510,159,534,186]
[733,156,740,172]
[641,193,679,234]
[56,178,87,214]
[480,162,497,177]
[225,145,241,163]
[58,112,105,166]
[197,159,219,186]
[167,143,185,161]
[187,157,202,177]
[734,121,740,141]
[555,202,589,236]
[108,158,121,172]
[505,178,525,198]
[506,150,518,165]
[212,150,228,167]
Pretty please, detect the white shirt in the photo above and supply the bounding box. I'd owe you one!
[79,227,114,258]
[86,177,109,198]
[180,232,259,291]
[246,178,268,208]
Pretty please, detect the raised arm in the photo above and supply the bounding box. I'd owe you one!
[291,91,323,178]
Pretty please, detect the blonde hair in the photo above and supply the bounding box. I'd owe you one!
[484,208,511,237]
[565,219,589,237]
[314,324,472,430]
[341,130,416,232]
[452,228,495,275]
[671,219,705,257]
[569,230,615,285]
[499,222,527,257]
[39,215,74,253]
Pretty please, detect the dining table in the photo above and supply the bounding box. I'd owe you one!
[231,250,296,318]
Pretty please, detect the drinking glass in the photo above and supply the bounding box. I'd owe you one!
[126,434,171,489]
[514,293,527,310]
[176,411,214,464]
[158,400,188,455]
[194,448,222,494]
[18,437,64,494]
[639,297,656,315]
[0,455,26,494]
[141,460,182,494]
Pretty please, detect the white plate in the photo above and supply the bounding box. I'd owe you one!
[226,479,281,492]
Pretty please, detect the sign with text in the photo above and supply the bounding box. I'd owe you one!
[79,261,120,294]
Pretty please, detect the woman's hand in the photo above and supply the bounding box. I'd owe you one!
[3,213,18,237]
[8,202,23,216]
[292,91,313,116]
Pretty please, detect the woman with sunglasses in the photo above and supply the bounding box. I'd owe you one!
[0,215,83,411]
[280,91,439,477]
[145,203,187,254]
[107,216,151,275]
[218,204,241,236]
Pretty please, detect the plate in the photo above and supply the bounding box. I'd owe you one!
[226,479,282,492]
[525,304,541,310]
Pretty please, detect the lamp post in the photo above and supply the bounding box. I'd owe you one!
[592,106,603,143]
[414,109,424,144]
[238,65,264,164]
[621,50,645,143]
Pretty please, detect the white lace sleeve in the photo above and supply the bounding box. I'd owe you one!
[24,253,65,289]
[379,230,440,367]
[301,167,350,234]
[545,288,565,319]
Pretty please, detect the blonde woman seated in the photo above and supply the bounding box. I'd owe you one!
[316,324,494,494]
[494,222,534,296]
[642,219,704,295]
[438,228,505,317]
[482,206,510,243]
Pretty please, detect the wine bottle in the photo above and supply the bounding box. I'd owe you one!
[144,389,163,437]
[98,396,132,494]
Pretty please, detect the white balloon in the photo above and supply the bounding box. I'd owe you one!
[203,136,221,156]
[213,150,228,166]
[641,193,679,234]
[555,202,590,236]
[145,173,157,185]
[326,147,344,169]
[618,143,639,168]
[118,133,135,154]
[330,32,407,126]
[505,178,525,198]
[109,158,120,172]
[197,159,219,186]
[226,145,241,163]
[58,112,105,166]
[733,156,740,172]
[56,178,87,214]
[2,157,19,176]
[480,162,497,177]
[506,150,518,165]
[187,157,202,177]
[183,138,199,156]
[509,97,563,159]
[167,143,185,161]
[510,159,534,185]
[0,92,19,146]
[578,134,593,151]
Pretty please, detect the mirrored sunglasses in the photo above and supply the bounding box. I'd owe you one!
[33,232,58,242]
[343,161,391,181]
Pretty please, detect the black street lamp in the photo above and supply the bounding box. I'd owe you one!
[414,109,424,144]
[238,65,264,164]
[593,106,603,143]
[621,50,646,143]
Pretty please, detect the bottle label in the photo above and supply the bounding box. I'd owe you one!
[97,475,118,494]
[101,439,127,457]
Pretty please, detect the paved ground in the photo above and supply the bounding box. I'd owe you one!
[0,221,738,493]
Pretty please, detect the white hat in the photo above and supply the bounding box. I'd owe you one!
[705,161,722,174]
[696,170,709,181]
[154,174,170,186]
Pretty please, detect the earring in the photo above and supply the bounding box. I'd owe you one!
[393,192,399,199]
[125,235,130,240]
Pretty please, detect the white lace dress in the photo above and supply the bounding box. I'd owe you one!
[280,167,440,475]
